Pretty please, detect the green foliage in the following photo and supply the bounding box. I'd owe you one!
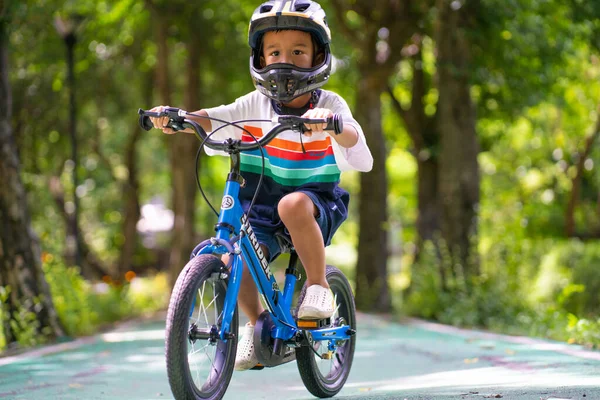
[126,272,170,314]
[472,0,580,117]
[406,235,600,348]
[9,297,45,348]
[0,254,168,352]
[566,316,600,347]
[0,288,6,349]
[534,240,600,317]
[41,254,168,339]
[43,257,97,336]
[0,286,51,349]
[406,239,529,329]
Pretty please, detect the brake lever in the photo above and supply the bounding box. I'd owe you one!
[275,115,343,135]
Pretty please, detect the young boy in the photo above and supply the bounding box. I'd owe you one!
[149,0,372,371]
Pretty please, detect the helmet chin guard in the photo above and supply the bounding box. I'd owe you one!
[250,53,331,104]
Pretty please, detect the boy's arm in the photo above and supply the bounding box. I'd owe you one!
[301,107,358,148]
[331,125,359,148]
[302,99,373,172]
[183,110,212,134]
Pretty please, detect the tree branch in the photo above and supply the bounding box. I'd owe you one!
[411,41,426,124]
[387,85,423,151]
[48,176,111,279]
[329,0,362,45]
[384,0,422,69]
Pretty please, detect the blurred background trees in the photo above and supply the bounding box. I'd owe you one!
[2,0,600,351]
[0,2,64,347]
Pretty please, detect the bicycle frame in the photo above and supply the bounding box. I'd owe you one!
[189,157,295,344]
[188,135,353,346]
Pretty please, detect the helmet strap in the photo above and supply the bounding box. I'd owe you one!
[271,90,321,116]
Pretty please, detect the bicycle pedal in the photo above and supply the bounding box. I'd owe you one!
[250,363,265,370]
[297,317,331,330]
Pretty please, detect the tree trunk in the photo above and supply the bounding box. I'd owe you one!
[149,4,182,286]
[435,0,480,278]
[48,177,109,279]
[565,103,600,237]
[389,52,446,291]
[416,157,440,242]
[387,51,441,257]
[116,68,155,277]
[167,16,202,286]
[153,6,171,110]
[116,121,143,277]
[0,19,64,346]
[354,72,391,312]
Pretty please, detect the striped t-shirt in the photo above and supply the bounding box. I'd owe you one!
[238,124,341,186]
[204,89,372,231]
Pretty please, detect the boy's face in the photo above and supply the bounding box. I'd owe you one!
[261,30,322,68]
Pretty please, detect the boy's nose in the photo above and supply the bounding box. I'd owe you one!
[280,53,291,64]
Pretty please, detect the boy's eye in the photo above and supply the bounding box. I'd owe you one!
[293,50,303,55]
[270,51,280,57]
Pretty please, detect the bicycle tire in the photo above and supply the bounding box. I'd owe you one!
[295,265,356,398]
[165,254,238,400]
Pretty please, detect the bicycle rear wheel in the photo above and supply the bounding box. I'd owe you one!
[295,265,356,398]
[165,254,238,400]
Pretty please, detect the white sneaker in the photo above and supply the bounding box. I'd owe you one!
[235,322,258,371]
[298,284,335,320]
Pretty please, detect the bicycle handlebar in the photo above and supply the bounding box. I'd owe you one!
[137,107,343,152]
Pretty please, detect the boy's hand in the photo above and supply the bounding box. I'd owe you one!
[149,105,177,135]
[302,108,333,137]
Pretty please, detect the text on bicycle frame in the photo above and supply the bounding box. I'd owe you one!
[241,214,273,280]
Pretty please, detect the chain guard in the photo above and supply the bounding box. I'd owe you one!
[253,311,295,367]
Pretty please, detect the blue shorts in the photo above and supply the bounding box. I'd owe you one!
[252,191,336,262]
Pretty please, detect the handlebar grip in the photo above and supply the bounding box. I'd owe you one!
[138,107,185,131]
[138,108,154,131]
[291,114,344,135]
[325,114,343,135]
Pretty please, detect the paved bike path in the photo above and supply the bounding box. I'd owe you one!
[0,313,598,399]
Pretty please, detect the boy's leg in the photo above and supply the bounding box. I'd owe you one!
[278,192,335,319]
[277,192,328,289]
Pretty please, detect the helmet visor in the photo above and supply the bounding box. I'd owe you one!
[249,15,330,49]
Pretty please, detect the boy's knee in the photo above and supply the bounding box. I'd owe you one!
[278,192,315,224]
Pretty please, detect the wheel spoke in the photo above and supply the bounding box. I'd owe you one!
[204,291,220,314]
[189,342,203,387]
[195,281,206,326]
[190,342,211,356]
[205,349,216,386]
[213,281,218,322]
[201,282,210,327]
[332,293,340,319]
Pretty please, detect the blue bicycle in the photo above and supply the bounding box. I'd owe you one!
[138,108,356,400]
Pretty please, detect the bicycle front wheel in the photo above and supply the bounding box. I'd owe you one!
[295,265,356,398]
[165,254,238,400]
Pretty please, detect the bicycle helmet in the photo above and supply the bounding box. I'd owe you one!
[248,0,332,103]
